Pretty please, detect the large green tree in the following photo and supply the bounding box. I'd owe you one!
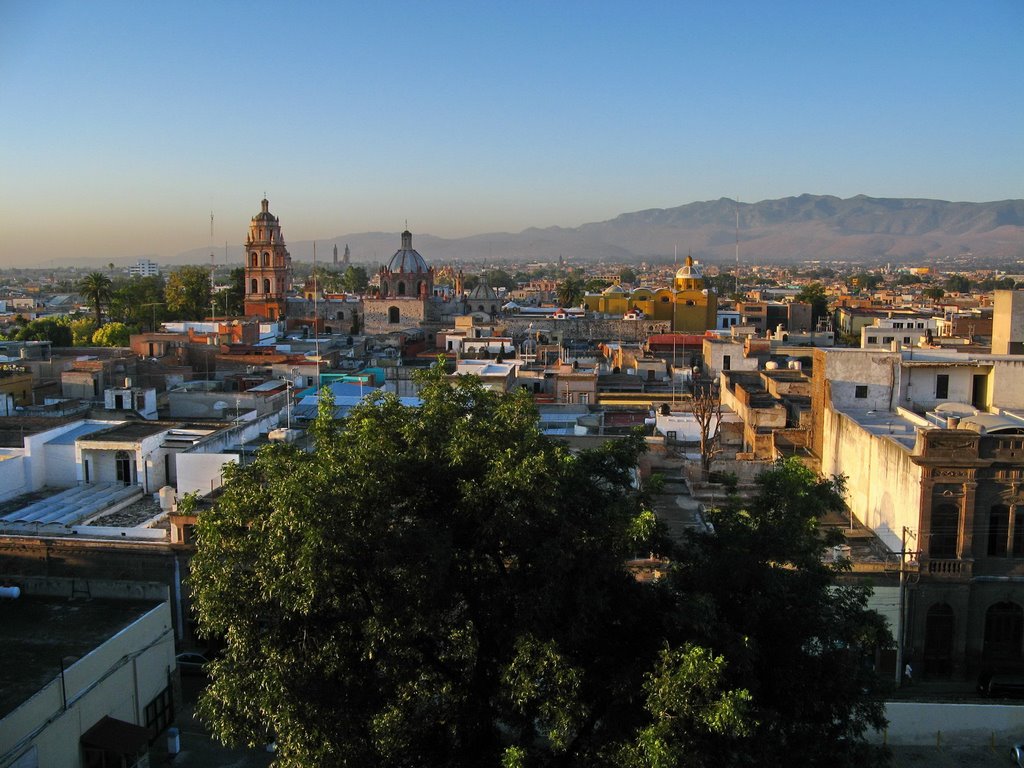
[109,275,166,330]
[191,368,889,768]
[165,265,213,320]
[79,271,113,328]
[556,276,585,307]
[671,460,891,766]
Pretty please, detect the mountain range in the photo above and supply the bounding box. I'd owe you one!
[170,194,1024,268]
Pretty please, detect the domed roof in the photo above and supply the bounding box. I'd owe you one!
[387,230,429,274]
[468,282,498,301]
[675,255,703,281]
[252,198,277,223]
[603,283,627,295]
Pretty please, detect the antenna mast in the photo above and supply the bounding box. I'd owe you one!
[734,198,740,296]
[313,241,321,392]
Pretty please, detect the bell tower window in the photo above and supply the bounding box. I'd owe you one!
[264,278,271,294]
[262,252,270,266]
[250,279,258,294]
[250,253,258,267]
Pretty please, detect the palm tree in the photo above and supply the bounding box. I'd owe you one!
[556,276,584,307]
[79,272,113,329]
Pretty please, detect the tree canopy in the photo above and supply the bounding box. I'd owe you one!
[794,282,830,327]
[191,367,890,768]
[165,265,212,320]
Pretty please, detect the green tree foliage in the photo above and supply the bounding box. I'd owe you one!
[220,267,246,316]
[191,371,890,768]
[556,276,585,307]
[794,282,830,327]
[944,274,971,294]
[672,460,891,766]
[165,266,212,320]
[79,271,113,328]
[850,273,883,292]
[341,265,370,293]
[71,318,97,346]
[484,269,516,291]
[91,321,130,347]
[584,278,611,293]
[619,268,637,286]
[15,318,72,346]
[922,286,945,301]
[109,275,166,330]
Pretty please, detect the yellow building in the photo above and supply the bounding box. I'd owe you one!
[584,255,717,333]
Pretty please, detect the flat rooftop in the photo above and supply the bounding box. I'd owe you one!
[78,422,167,442]
[0,595,161,718]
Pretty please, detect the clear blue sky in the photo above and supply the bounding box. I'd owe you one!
[1,0,1021,265]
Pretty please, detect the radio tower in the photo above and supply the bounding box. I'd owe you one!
[734,198,740,296]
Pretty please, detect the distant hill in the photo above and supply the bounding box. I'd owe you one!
[172,194,1024,267]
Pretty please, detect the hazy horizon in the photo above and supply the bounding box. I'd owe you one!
[1,1,1021,266]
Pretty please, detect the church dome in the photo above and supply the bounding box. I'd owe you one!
[675,258,703,281]
[387,230,429,273]
[468,282,498,301]
[603,283,627,295]
[252,198,277,223]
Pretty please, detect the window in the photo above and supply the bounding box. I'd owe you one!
[931,503,960,558]
[904,337,911,345]
[397,281,406,296]
[883,336,894,344]
[388,306,400,324]
[145,686,175,737]
[250,278,258,294]
[250,253,258,267]
[855,385,868,398]
[936,374,949,399]
[989,505,1010,557]
[262,252,269,266]
[723,355,731,371]
[263,278,271,294]
[894,322,904,329]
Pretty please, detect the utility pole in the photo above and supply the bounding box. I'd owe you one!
[895,525,918,686]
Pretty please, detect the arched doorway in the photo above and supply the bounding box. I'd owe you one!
[388,306,400,324]
[984,601,1024,663]
[923,603,955,675]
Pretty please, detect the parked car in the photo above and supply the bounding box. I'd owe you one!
[977,670,1024,698]
[175,652,210,676]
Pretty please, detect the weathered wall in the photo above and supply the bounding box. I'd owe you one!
[820,408,920,553]
[871,702,1024,745]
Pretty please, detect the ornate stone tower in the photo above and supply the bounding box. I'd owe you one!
[243,198,291,320]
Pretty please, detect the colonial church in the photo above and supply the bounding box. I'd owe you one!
[362,229,447,335]
[583,254,717,333]
[243,198,292,321]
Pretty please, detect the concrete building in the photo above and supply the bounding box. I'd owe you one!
[812,346,1024,677]
[0,580,175,768]
[128,258,160,278]
[992,290,1024,355]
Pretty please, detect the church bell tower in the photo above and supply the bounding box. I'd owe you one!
[243,198,291,320]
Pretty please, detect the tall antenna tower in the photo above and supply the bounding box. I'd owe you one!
[209,211,216,319]
[312,241,321,392]
[734,198,740,296]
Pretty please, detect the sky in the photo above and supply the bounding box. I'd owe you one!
[1,1,1022,266]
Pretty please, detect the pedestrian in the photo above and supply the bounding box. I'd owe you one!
[904,661,913,685]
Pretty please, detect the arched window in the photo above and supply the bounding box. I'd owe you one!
[416,281,424,296]
[264,278,271,294]
[250,278,258,294]
[388,306,400,324]
[930,503,960,558]
[924,603,955,675]
[984,602,1024,662]
[989,504,1010,557]
[262,252,270,266]
[397,281,406,296]
[336,311,345,321]
[250,253,258,267]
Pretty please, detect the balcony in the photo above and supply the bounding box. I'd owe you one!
[926,559,972,579]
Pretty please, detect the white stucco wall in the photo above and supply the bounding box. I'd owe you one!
[820,408,921,553]
[0,451,27,503]
[43,443,78,488]
[176,453,239,497]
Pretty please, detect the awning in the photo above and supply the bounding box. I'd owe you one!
[81,716,151,755]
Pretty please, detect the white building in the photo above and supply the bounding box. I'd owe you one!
[128,258,160,278]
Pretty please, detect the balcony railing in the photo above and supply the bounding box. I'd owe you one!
[927,559,971,578]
